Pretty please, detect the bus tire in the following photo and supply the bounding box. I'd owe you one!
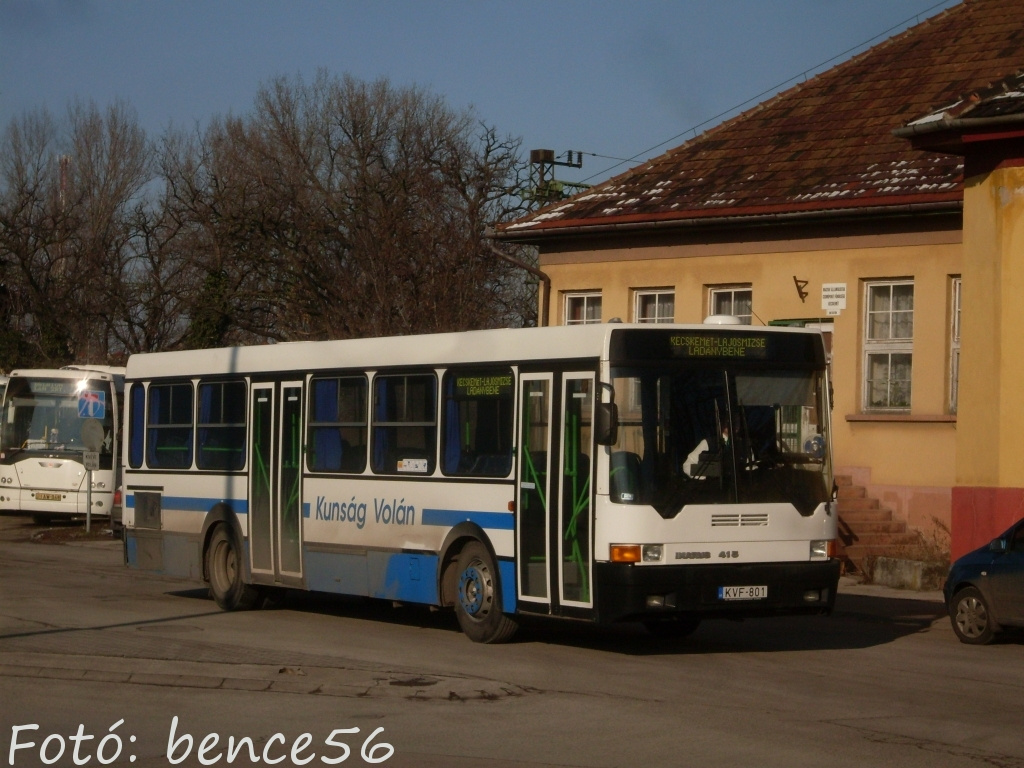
[454,541,518,643]
[206,524,260,611]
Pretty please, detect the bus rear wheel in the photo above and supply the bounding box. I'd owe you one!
[454,541,518,643]
[206,525,260,611]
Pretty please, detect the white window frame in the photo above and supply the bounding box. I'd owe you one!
[863,279,914,412]
[950,276,961,414]
[634,289,675,323]
[708,285,753,324]
[564,292,602,325]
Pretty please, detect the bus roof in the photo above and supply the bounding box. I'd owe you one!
[125,323,824,381]
[9,366,126,381]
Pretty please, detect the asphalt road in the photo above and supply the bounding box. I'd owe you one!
[0,514,1021,768]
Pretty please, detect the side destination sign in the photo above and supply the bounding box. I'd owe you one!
[669,334,767,359]
[454,373,513,398]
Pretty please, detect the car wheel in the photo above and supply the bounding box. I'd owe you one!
[950,586,997,645]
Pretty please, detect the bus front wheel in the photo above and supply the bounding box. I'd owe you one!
[206,525,260,611]
[454,541,518,643]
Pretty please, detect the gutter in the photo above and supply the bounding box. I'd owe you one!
[893,112,1024,139]
[491,200,962,243]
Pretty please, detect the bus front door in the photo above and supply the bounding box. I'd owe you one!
[249,381,305,587]
[559,373,594,609]
[516,372,595,614]
[517,374,552,607]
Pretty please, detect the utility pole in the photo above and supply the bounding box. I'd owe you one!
[526,149,590,207]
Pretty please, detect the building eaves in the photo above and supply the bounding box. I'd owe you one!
[496,0,1024,243]
[894,68,1024,153]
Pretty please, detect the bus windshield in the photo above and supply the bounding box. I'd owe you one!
[609,365,831,517]
[1,377,116,466]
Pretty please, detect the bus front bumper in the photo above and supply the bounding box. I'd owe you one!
[594,559,841,624]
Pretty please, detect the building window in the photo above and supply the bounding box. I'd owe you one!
[709,286,752,324]
[635,290,674,323]
[950,276,961,414]
[864,280,913,411]
[565,292,602,325]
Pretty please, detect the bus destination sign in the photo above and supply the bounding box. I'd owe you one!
[669,334,768,359]
[454,374,513,399]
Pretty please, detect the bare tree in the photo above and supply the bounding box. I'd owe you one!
[1,74,535,364]
[165,71,532,344]
[0,107,78,365]
[0,100,152,366]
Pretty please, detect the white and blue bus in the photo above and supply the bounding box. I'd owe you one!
[122,321,839,642]
[0,366,125,525]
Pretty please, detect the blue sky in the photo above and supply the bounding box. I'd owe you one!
[1,0,959,185]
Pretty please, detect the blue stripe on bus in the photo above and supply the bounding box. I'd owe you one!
[304,550,517,613]
[125,497,511,531]
[420,508,514,530]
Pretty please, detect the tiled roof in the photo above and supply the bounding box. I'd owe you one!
[896,68,1024,152]
[499,0,1024,239]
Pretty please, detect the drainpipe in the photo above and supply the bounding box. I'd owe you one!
[488,244,552,327]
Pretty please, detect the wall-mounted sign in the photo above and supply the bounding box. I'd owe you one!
[822,283,847,316]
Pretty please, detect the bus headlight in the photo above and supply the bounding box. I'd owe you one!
[810,539,834,560]
[642,544,664,562]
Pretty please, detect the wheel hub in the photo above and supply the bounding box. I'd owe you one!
[956,596,986,637]
[458,564,489,617]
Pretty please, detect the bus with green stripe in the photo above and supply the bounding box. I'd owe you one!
[121,319,839,642]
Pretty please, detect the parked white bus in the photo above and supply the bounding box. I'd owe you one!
[0,366,125,525]
[122,322,839,642]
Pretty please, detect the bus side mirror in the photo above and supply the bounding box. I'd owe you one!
[595,402,618,446]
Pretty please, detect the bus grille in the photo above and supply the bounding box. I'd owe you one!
[711,513,769,527]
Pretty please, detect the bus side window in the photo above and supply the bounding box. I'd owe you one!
[441,368,514,478]
[307,376,367,474]
[371,373,436,475]
[129,383,145,468]
[197,381,247,471]
[147,383,194,469]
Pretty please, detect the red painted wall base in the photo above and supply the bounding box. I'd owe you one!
[951,486,1024,559]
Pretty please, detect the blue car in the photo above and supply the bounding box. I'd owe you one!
[944,518,1024,644]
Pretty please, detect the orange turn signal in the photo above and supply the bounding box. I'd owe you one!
[610,544,642,563]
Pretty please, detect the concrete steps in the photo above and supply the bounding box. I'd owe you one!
[834,474,921,574]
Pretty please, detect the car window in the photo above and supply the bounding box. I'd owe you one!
[1012,525,1024,551]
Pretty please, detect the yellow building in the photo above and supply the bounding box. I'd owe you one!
[495,0,1024,564]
